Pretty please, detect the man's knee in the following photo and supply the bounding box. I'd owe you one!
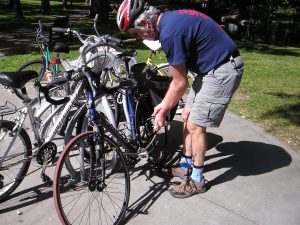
[186,121,206,134]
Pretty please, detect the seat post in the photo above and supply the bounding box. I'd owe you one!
[20,87,31,103]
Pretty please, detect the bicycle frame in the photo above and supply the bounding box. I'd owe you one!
[2,80,84,157]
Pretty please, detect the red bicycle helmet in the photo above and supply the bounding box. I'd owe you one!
[117,0,146,32]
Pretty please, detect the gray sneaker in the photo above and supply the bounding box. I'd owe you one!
[169,178,206,198]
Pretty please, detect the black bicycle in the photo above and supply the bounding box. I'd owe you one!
[53,61,175,225]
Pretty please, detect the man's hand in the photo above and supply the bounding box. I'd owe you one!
[182,106,191,122]
[152,103,166,131]
[152,64,189,131]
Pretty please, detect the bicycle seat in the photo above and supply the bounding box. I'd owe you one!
[116,49,137,60]
[49,41,70,53]
[52,16,69,28]
[0,71,39,89]
[142,40,162,51]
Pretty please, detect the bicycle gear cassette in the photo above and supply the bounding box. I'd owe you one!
[36,142,57,165]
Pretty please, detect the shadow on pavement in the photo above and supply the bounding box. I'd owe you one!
[123,164,173,224]
[0,183,52,214]
[122,120,224,223]
[205,141,292,187]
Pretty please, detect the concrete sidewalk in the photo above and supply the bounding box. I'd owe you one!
[0,89,299,225]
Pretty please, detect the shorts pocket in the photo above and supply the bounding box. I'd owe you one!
[213,67,232,86]
[207,97,230,123]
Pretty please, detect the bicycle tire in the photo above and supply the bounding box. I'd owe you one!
[14,59,45,100]
[0,120,32,203]
[156,64,196,111]
[135,100,168,166]
[54,131,130,225]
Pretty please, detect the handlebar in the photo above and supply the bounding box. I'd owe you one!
[82,67,137,98]
[52,26,136,48]
[35,66,137,105]
[35,73,70,106]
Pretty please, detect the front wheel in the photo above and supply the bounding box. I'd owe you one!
[54,131,130,225]
[156,64,196,82]
[0,120,32,203]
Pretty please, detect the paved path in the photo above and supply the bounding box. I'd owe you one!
[0,89,300,225]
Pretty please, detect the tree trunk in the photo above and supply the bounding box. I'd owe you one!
[89,0,110,22]
[8,0,14,9]
[13,0,23,18]
[97,0,110,22]
[40,0,51,14]
[265,0,274,43]
[62,0,68,9]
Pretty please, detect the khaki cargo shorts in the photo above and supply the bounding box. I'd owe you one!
[186,56,244,127]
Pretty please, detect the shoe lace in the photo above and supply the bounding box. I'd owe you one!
[177,180,197,193]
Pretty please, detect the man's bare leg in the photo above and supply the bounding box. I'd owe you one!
[187,121,207,182]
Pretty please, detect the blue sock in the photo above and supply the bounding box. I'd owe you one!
[191,165,204,182]
[179,155,192,171]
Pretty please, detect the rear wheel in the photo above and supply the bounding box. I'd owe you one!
[54,131,130,225]
[156,64,196,111]
[135,100,168,166]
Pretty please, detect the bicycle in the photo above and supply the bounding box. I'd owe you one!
[14,17,70,101]
[14,15,136,102]
[50,26,139,148]
[53,61,171,225]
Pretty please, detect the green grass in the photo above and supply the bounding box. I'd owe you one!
[229,43,300,152]
[0,0,299,153]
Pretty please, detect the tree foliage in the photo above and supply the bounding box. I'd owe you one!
[166,0,300,43]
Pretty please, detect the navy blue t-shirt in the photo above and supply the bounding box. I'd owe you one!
[158,10,237,75]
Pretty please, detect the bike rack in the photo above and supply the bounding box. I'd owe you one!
[0,101,17,116]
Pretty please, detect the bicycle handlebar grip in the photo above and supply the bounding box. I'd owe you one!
[94,14,99,22]
[108,36,122,45]
[123,38,137,43]
[52,27,68,34]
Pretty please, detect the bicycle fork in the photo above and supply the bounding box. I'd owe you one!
[86,93,107,192]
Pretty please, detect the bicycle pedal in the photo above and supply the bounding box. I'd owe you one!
[138,152,149,161]
[41,173,53,187]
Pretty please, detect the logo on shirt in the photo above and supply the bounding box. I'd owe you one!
[178,10,224,32]
[178,10,209,19]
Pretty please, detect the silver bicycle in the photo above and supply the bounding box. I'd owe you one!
[0,36,121,203]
